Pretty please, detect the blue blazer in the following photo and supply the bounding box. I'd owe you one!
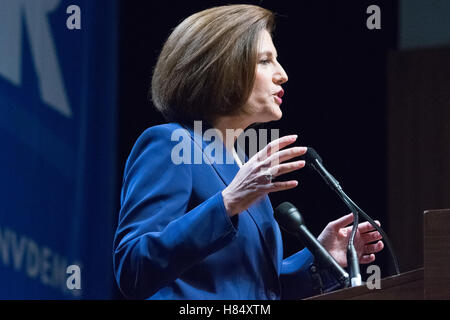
[113,123,336,299]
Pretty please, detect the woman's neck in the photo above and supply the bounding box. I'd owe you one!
[212,115,250,154]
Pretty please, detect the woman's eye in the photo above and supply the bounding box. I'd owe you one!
[259,59,270,65]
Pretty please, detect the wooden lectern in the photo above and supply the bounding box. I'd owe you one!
[306,209,450,300]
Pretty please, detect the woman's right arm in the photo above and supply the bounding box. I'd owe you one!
[113,126,238,299]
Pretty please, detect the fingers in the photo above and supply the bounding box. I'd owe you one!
[335,216,382,235]
[358,220,381,234]
[229,134,306,214]
[253,135,298,162]
[259,162,303,193]
[360,254,376,264]
[364,241,384,254]
[329,213,354,230]
[264,146,307,167]
[259,180,299,193]
[359,241,384,264]
[339,216,381,232]
[249,135,306,190]
[361,230,383,244]
[270,160,306,178]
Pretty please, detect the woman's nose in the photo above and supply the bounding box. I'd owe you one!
[273,63,288,84]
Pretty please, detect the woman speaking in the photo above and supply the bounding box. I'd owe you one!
[113,4,384,300]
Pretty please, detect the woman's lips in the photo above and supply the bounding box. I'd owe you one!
[274,89,284,104]
[274,95,282,104]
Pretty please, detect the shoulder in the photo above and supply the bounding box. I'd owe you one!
[129,123,189,154]
[123,123,190,173]
[139,122,188,143]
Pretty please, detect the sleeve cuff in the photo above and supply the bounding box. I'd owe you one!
[216,191,239,233]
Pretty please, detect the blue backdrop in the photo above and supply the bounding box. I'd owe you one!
[0,0,118,299]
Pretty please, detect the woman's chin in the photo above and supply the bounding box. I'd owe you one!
[272,107,282,121]
[276,110,283,120]
[251,107,283,124]
[264,110,282,123]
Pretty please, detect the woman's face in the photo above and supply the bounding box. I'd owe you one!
[243,29,288,124]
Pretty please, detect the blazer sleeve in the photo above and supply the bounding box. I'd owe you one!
[113,125,238,299]
[280,248,341,299]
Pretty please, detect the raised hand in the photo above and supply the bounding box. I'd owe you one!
[222,135,306,217]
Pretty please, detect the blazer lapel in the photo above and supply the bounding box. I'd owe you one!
[245,198,281,274]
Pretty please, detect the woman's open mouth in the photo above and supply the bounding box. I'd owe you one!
[274,89,284,104]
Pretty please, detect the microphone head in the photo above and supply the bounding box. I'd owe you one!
[300,147,322,168]
[274,202,305,234]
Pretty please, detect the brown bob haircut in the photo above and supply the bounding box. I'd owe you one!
[150,4,275,125]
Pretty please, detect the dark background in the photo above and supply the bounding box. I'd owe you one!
[0,0,448,300]
[117,0,398,294]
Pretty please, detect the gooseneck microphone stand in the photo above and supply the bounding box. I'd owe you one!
[310,157,401,286]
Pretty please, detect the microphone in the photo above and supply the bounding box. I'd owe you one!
[299,147,361,286]
[299,147,342,192]
[299,147,401,281]
[274,202,349,288]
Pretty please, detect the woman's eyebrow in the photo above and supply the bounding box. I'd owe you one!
[258,51,278,58]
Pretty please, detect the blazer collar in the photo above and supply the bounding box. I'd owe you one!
[181,121,240,184]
